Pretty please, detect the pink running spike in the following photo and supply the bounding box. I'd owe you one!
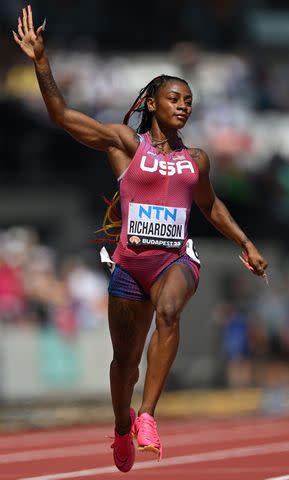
[133,412,162,460]
[111,408,136,472]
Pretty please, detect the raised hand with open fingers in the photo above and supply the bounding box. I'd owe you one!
[12,5,46,61]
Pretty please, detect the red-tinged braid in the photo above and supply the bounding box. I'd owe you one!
[123,93,148,126]
[98,74,189,243]
[95,191,121,242]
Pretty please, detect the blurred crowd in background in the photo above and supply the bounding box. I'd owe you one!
[214,267,289,389]
[0,0,289,392]
[0,227,108,334]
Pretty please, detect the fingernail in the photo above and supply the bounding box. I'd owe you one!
[42,18,46,30]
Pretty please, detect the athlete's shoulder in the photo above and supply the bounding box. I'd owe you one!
[188,147,210,174]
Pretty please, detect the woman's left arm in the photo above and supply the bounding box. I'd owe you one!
[192,148,268,277]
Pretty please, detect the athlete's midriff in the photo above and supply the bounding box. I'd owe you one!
[112,132,199,293]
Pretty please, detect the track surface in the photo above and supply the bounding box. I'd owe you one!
[1,415,289,479]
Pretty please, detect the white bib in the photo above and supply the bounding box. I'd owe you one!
[127,202,186,249]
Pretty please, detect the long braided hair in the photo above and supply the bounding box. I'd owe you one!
[97,74,190,242]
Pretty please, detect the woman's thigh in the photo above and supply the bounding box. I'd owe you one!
[108,295,154,358]
[150,263,197,315]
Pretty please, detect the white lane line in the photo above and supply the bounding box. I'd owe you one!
[0,429,109,449]
[0,424,192,450]
[19,440,289,480]
[0,423,288,456]
[3,422,289,464]
[265,476,289,480]
[0,444,108,464]
[165,422,289,447]
[1,417,287,450]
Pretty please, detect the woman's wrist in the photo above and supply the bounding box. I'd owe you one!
[241,238,257,253]
[34,53,48,68]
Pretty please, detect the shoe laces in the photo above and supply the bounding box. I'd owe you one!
[139,414,160,447]
[105,434,116,448]
[108,432,132,449]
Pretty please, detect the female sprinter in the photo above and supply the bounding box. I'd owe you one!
[13,6,268,473]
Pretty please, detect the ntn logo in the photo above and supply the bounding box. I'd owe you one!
[139,205,177,221]
[140,155,195,176]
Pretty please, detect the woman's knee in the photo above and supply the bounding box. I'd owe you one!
[112,347,142,371]
[110,356,140,384]
[156,301,181,329]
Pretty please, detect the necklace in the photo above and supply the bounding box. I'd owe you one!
[148,131,168,147]
[150,134,169,147]
[148,131,182,156]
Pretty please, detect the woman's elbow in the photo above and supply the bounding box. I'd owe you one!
[197,198,215,218]
[49,110,65,127]
[46,104,68,127]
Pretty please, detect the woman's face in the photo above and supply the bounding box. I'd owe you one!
[148,80,193,130]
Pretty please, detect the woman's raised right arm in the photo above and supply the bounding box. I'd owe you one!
[12,5,131,153]
[33,54,124,151]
